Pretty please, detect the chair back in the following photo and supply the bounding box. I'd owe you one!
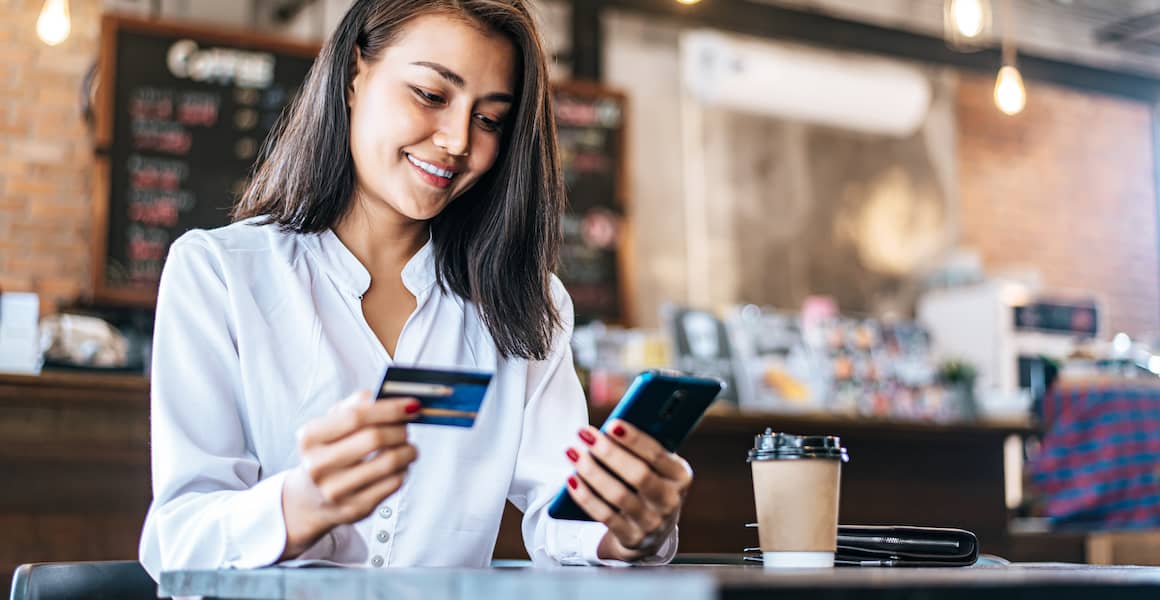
[9,560,160,600]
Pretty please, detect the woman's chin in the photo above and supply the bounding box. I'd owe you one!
[377,194,447,222]
[399,202,448,222]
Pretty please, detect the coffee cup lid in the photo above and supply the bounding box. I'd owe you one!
[747,428,849,462]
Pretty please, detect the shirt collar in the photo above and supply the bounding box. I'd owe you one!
[314,229,436,298]
[401,236,436,294]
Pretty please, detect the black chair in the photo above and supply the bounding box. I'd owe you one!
[9,561,162,600]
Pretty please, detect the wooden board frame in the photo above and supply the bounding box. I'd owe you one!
[551,79,636,327]
[89,14,319,307]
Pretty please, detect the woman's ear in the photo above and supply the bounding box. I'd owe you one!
[347,47,363,108]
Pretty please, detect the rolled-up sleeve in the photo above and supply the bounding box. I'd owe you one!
[508,277,678,567]
[138,233,293,580]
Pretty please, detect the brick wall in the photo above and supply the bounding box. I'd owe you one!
[0,0,100,313]
[957,71,1160,338]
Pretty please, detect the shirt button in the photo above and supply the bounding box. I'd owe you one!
[378,506,393,519]
[370,555,384,567]
[376,530,390,543]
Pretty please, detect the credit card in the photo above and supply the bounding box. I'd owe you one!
[376,366,492,428]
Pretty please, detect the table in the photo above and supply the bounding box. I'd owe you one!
[161,564,1160,599]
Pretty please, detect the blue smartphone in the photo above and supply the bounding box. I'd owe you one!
[546,370,724,521]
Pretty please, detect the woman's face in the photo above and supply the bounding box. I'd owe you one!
[347,14,517,223]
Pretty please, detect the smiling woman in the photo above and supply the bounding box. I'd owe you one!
[139,0,694,581]
[234,0,562,361]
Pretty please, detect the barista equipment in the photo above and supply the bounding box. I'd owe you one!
[918,282,1099,418]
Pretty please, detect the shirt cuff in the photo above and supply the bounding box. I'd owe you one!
[634,526,680,566]
[548,519,679,567]
[221,470,291,569]
[546,519,602,565]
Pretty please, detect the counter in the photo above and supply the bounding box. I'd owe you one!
[496,405,1035,560]
[0,371,150,598]
[0,370,1044,598]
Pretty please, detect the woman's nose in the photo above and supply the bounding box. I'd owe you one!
[434,110,471,157]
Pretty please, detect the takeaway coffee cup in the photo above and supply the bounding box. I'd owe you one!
[748,428,848,568]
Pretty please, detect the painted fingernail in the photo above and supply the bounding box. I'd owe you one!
[568,475,579,490]
[566,448,580,462]
[578,429,597,445]
[612,423,626,437]
[405,400,421,414]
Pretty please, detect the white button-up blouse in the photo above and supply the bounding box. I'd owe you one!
[137,219,677,579]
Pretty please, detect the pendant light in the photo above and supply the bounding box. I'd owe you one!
[36,0,71,46]
[944,0,992,51]
[993,0,1026,115]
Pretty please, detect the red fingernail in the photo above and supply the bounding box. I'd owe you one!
[566,448,580,462]
[612,423,626,437]
[405,401,421,414]
[578,429,596,445]
[568,475,579,490]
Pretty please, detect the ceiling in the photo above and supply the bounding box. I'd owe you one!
[749,0,1160,77]
[1051,0,1160,57]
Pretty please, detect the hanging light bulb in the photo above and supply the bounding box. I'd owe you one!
[994,64,1026,115]
[993,0,1025,116]
[36,0,71,46]
[944,0,991,50]
[950,0,987,38]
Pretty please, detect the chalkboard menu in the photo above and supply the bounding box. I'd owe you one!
[552,82,631,325]
[91,15,317,304]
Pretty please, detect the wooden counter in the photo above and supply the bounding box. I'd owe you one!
[0,371,151,597]
[498,406,1035,560]
[0,371,1040,595]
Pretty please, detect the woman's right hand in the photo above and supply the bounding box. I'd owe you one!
[280,390,420,559]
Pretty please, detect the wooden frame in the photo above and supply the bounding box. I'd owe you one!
[89,14,319,307]
[551,79,636,327]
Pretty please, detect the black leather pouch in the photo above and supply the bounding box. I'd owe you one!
[835,525,979,567]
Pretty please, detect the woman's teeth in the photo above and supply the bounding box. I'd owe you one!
[407,154,456,179]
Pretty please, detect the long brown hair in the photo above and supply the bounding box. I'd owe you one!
[234,0,564,360]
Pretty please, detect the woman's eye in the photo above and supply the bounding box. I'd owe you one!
[475,114,502,133]
[412,87,445,105]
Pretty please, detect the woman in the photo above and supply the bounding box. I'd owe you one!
[139,0,692,577]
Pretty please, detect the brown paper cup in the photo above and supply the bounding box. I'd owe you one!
[748,430,847,568]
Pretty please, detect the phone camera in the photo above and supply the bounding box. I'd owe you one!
[660,389,685,420]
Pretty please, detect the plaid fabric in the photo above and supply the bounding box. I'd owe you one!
[1028,378,1160,529]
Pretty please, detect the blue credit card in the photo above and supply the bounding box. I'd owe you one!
[376,366,492,428]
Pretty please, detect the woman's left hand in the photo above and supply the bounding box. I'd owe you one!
[565,419,693,562]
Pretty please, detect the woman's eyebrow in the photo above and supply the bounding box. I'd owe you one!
[411,61,515,104]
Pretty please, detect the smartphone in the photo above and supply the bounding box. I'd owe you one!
[546,370,724,521]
